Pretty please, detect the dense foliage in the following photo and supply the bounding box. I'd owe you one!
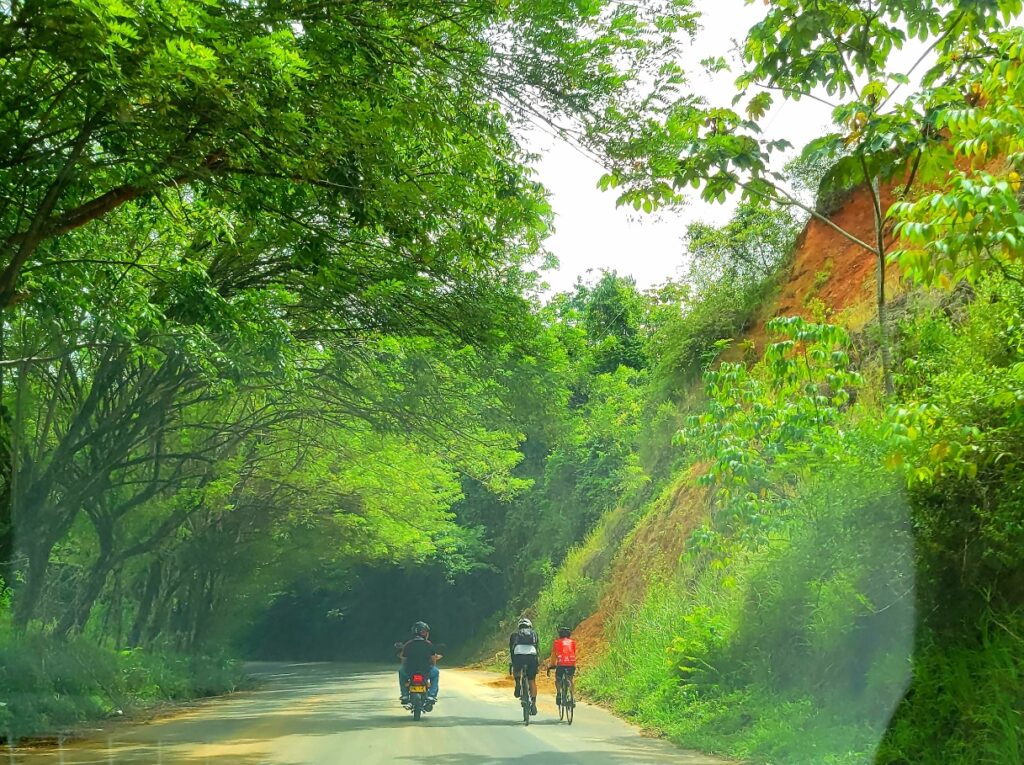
[0,0,696,738]
[565,272,1024,765]
[488,4,1024,763]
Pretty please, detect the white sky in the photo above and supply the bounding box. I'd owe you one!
[528,0,835,294]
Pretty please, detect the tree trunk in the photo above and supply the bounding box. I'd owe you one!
[56,552,114,637]
[190,571,218,650]
[107,567,125,649]
[0,406,12,591]
[13,541,50,627]
[128,559,162,647]
[145,568,185,645]
[55,511,116,637]
[870,175,896,397]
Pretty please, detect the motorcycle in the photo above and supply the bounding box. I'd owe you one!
[395,642,444,721]
[403,671,433,721]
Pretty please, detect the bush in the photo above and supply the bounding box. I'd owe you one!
[0,626,117,740]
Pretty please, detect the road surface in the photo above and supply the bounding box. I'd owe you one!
[9,663,728,764]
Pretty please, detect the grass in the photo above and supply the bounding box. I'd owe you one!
[0,622,248,743]
[877,622,1024,765]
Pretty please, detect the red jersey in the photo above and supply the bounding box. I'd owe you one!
[552,637,577,667]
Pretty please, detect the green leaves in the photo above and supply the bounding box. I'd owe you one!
[890,28,1024,288]
[745,92,773,121]
[886,276,1024,486]
[675,317,862,544]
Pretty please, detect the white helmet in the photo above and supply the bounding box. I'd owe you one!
[518,617,533,629]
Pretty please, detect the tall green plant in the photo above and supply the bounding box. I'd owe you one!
[675,316,862,543]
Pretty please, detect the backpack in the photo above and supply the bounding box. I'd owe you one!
[512,627,538,655]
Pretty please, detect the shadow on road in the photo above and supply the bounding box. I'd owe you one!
[391,734,705,765]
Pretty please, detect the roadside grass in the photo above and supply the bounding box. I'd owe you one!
[581,459,918,765]
[877,625,1024,765]
[0,621,247,743]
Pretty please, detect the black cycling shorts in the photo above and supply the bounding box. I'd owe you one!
[512,654,539,679]
[555,666,576,681]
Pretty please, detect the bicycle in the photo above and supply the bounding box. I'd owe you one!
[515,663,533,725]
[547,666,575,724]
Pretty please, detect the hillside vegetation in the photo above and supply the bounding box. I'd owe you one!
[513,215,1024,765]
[479,6,1024,763]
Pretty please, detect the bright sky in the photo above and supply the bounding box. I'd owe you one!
[528,0,836,295]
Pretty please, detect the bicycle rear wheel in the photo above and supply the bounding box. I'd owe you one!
[566,685,574,725]
[520,669,530,725]
[557,678,566,721]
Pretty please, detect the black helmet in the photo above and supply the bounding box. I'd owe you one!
[412,621,430,637]
[558,626,572,638]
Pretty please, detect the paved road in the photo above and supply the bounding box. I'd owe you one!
[9,664,727,764]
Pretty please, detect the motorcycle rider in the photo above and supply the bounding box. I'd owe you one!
[509,617,540,715]
[397,621,440,707]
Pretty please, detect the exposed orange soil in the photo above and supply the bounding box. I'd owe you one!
[732,182,904,358]
[782,186,895,314]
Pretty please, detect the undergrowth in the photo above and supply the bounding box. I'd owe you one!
[0,621,247,742]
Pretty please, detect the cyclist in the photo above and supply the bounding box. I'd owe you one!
[544,626,577,705]
[397,621,441,707]
[509,617,539,715]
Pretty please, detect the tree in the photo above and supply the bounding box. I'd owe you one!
[890,27,1024,286]
[0,172,538,637]
[581,272,650,375]
[604,0,1024,396]
[2,0,708,659]
[0,0,696,310]
[684,201,799,287]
